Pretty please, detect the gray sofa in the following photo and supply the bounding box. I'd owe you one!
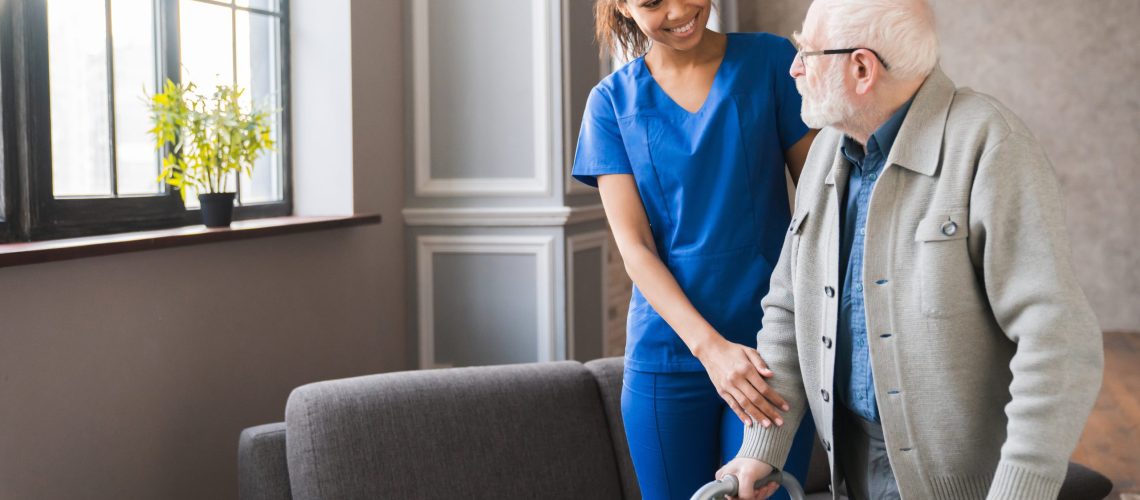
[238,357,1112,500]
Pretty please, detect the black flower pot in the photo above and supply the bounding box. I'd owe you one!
[198,193,236,228]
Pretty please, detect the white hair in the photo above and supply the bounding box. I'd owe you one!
[819,0,940,80]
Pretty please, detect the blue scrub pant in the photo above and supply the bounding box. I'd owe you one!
[622,368,816,500]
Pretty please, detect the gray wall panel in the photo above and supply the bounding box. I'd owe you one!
[572,246,606,361]
[428,0,536,180]
[433,253,539,366]
[564,0,603,195]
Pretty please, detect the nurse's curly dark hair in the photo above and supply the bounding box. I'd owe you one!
[595,0,650,60]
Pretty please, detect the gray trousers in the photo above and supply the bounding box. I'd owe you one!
[836,407,901,500]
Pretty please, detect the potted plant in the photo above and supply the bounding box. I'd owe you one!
[148,80,275,227]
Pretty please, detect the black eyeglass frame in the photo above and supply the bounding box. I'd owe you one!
[799,48,891,71]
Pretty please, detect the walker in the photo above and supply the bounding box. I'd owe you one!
[690,470,806,500]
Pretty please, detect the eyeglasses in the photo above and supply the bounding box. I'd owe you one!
[798,48,891,71]
[790,32,891,71]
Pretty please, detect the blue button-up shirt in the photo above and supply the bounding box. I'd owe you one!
[836,99,913,423]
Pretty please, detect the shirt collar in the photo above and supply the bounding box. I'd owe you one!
[825,66,958,185]
[841,97,914,167]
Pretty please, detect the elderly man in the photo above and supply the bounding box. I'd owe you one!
[716,0,1104,499]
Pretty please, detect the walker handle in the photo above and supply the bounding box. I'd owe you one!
[689,470,806,500]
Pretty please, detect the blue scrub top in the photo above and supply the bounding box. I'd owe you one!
[572,33,809,373]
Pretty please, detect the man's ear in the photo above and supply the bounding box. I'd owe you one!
[851,50,881,96]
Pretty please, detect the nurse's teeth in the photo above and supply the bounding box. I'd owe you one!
[667,16,697,33]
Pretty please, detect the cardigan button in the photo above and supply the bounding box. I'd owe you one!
[821,389,830,402]
[941,221,958,237]
[822,336,833,349]
[824,286,835,298]
[789,218,797,232]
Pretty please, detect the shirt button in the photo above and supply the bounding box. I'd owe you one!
[855,283,864,292]
[869,174,877,181]
[821,389,830,402]
[824,286,835,298]
[859,227,866,236]
[941,221,958,237]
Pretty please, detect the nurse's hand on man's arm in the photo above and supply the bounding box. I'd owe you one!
[693,336,789,427]
[718,457,780,500]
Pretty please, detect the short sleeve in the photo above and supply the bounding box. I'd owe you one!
[571,85,633,188]
[770,37,810,152]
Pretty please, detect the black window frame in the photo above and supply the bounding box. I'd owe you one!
[0,0,293,242]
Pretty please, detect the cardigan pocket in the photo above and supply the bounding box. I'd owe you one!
[788,208,810,275]
[914,211,983,318]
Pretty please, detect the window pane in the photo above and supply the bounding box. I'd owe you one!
[236,11,281,204]
[180,0,235,209]
[179,1,284,208]
[180,0,234,92]
[47,0,112,197]
[111,0,161,195]
[236,0,280,12]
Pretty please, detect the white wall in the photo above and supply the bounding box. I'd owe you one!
[292,0,355,215]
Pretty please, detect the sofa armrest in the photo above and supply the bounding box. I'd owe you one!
[239,422,292,500]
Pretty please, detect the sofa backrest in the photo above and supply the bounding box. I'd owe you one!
[283,361,626,499]
[585,357,642,499]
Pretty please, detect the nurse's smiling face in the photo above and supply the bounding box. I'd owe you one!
[618,0,712,52]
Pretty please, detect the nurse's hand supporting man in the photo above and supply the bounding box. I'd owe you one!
[597,174,793,429]
[693,329,790,427]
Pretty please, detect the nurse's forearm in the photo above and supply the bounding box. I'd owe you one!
[619,243,720,353]
[597,174,721,353]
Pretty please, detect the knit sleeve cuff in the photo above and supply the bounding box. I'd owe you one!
[985,462,1063,500]
[735,421,799,470]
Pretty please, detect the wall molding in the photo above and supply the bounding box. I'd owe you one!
[566,230,610,360]
[403,204,605,227]
[561,0,594,196]
[416,235,556,369]
[412,0,553,197]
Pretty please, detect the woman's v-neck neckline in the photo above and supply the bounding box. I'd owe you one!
[641,33,734,117]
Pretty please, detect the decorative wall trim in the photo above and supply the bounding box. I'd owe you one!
[403,204,605,227]
[412,0,553,197]
[561,0,594,196]
[566,230,610,360]
[416,235,556,369]
[565,203,606,225]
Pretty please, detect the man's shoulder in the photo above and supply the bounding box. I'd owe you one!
[941,86,1053,191]
[945,87,1037,148]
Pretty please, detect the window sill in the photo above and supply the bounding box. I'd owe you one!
[0,214,382,269]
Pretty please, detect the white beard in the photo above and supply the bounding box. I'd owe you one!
[797,65,859,129]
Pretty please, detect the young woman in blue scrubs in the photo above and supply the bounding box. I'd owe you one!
[572,1,818,499]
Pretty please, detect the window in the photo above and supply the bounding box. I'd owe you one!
[0,0,292,242]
